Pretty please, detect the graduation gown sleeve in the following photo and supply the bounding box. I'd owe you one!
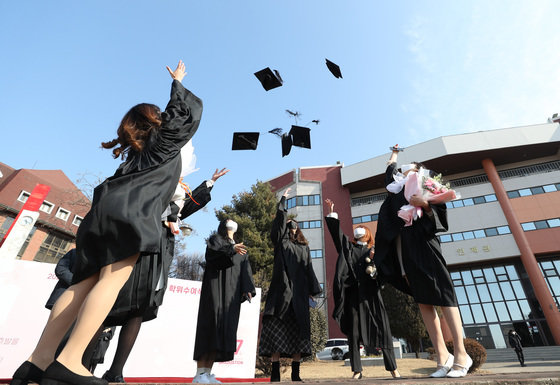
[205,234,236,270]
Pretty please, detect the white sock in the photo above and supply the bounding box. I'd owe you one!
[196,368,206,376]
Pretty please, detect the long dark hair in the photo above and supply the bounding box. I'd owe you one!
[217,218,236,242]
[287,220,308,245]
[101,103,162,159]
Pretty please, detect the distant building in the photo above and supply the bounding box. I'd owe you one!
[268,122,560,349]
[0,162,90,263]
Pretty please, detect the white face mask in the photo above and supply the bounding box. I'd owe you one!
[400,164,415,174]
[225,220,238,233]
[354,227,366,239]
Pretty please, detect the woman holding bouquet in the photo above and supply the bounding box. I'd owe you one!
[374,146,471,378]
[324,199,400,379]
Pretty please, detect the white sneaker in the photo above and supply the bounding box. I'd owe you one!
[429,353,454,378]
[192,373,211,384]
[206,373,222,384]
[447,354,473,378]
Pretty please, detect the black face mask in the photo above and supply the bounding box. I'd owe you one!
[287,221,298,230]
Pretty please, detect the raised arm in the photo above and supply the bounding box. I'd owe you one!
[324,199,349,255]
[159,60,203,148]
[271,188,291,245]
[180,169,229,218]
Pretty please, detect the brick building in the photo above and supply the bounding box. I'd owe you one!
[268,122,560,349]
[0,162,90,263]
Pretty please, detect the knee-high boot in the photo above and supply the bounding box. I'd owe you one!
[291,361,302,382]
[271,361,280,382]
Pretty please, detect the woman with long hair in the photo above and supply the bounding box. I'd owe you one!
[100,168,228,383]
[374,146,471,378]
[259,188,322,382]
[324,198,400,380]
[192,218,256,384]
[10,60,202,385]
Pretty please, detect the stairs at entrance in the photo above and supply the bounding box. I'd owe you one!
[484,346,560,362]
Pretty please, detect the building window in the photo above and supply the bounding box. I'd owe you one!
[17,191,31,203]
[286,194,321,209]
[0,216,15,238]
[451,262,551,349]
[352,213,379,224]
[34,233,71,263]
[298,220,322,229]
[72,215,83,226]
[439,225,510,243]
[40,200,54,214]
[55,208,70,221]
[310,249,323,259]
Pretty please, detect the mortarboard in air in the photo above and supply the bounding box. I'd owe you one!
[232,132,260,150]
[254,67,283,91]
[325,59,343,79]
[289,125,311,149]
[281,133,292,157]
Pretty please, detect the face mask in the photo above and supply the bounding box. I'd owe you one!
[400,164,415,174]
[225,220,238,233]
[287,221,298,230]
[354,227,366,239]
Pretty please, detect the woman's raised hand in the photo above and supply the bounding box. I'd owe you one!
[283,187,292,198]
[234,243,247,255]
[211,168,230,182]
[325,198,335,214]
[166,60,186,82]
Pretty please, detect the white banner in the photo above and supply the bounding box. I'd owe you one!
[0,210,39,259]
[0,259,261,379]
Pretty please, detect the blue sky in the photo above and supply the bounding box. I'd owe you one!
[1,1,559,253]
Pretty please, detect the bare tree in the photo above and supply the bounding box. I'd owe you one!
[169,240,205,281]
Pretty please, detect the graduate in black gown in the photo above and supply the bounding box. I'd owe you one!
[259,188,322,382]
[324,199,400,380]
[192,219,256,384]
[374,146,471,378]
[10,61,202,385]
[100,168,229,383]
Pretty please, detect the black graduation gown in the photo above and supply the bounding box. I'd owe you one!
[193,235,256,362]
[326,216,393,350]
[73,80,203,284]
[374,162,457,307]
[263,196,322,340]
[45,249,76,310]
[105,181,213,325]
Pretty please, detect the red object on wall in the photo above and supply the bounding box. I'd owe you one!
[0,183,51,248]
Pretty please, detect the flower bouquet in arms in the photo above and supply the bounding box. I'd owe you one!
[398,170,459,226]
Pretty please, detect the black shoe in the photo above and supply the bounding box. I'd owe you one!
[291,361,302,382]
[271,361,280,382]
[40,361,108,385]
[10,361,44,385]
[102,372,125,383]
[521,363,527,367]
[352,372,363,380]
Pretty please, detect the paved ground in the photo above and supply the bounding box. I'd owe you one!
[2,360,558,384]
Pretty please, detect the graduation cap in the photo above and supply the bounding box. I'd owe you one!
[280,125,311,157]
[232,132,260,150]
[254,67,283,91]
[325,59,343,79]
[289,125,311,149]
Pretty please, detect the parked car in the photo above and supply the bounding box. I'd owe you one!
[316,338,366,360]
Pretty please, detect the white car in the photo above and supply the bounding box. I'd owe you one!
[316,338,366,360]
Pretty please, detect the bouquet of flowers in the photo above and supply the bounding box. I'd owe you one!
[397,169,458,226]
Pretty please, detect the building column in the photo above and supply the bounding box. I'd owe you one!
[482,158,560,345]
